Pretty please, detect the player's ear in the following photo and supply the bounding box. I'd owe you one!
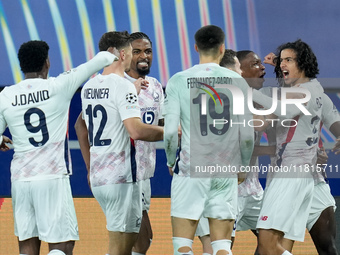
[120,49,125,61]
[219,43,225,54]
[194,44,198,52]
[45,57,50,69]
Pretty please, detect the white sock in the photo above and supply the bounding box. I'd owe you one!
[282,251,293,255]
[172,237,193,255]
[47,250,66,255]
[132,252,144,255]
[203,253,212,255]
[211,239,232,255]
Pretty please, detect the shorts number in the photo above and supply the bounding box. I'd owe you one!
[24,107,49,147]
[85,104,111,146]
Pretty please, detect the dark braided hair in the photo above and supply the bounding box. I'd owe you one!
[129,32,152,46]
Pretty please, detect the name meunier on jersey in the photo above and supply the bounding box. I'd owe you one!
[12,90,49,106]
[83,88,109,99]
[187,76,232,89]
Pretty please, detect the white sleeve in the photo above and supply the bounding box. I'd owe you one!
[322,93,340,129]
[252,88,302,118]
[159,82,165,120]
[117,81,141,121]
[0,135,3,144]
[54,51,118,98]
[0,95,7,135]
[163,77,180,167]
[236,79,254,166]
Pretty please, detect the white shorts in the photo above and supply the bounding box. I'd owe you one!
[171,174,238,221]
[195,217,209,237]
[257,177,314,242]
[141,179,151,212]
[12,177,79,243]
[195,216,237,238]
[236,193,263,231]
[306,182,336,231]
[92,182,142,233]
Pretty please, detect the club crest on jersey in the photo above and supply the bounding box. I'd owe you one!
[126,93,137,104]
[153,91,159,102]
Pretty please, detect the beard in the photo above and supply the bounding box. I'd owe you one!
[137,67,150,76]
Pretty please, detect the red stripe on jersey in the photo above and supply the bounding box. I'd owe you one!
[318,121,324,148]
[130,138,135,147]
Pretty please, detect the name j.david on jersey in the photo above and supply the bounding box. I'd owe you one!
[12,90,49,106]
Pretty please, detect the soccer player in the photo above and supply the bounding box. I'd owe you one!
[264,51,340,255]
[220,49,243,76]
[0,40,118,255]
[252,39,325,255]
[233,50,276,255]
[125,32,165,255]
[77,31,163,255]
[164,25,254,255]
[194,49,243,255]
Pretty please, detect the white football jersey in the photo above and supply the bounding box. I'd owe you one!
[0,51,116,182]
[81,73,141,187]
[125,74,164,180]
[275,80,323,169]
[164,63,254,177]
[313,93,340,184]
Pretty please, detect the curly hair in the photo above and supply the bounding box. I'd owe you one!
[129,32,152,46]
[18,40,49,73]
[98,31,131,51]
[274,39,319,79]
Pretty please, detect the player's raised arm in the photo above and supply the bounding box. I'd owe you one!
[55,51,119,97]
[163,76,180,168]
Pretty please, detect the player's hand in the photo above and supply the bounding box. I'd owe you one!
[332,137,340,155]
[87,172,92,191]
[263,52,277,66]
[168,166,173,176]
[0,135,13,151]
[133,78,149,95]
[238,172,246,184]
[317,147,328,165]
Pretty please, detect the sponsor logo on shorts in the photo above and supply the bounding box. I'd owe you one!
[136,217,142,228]
[260,216,268,221]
